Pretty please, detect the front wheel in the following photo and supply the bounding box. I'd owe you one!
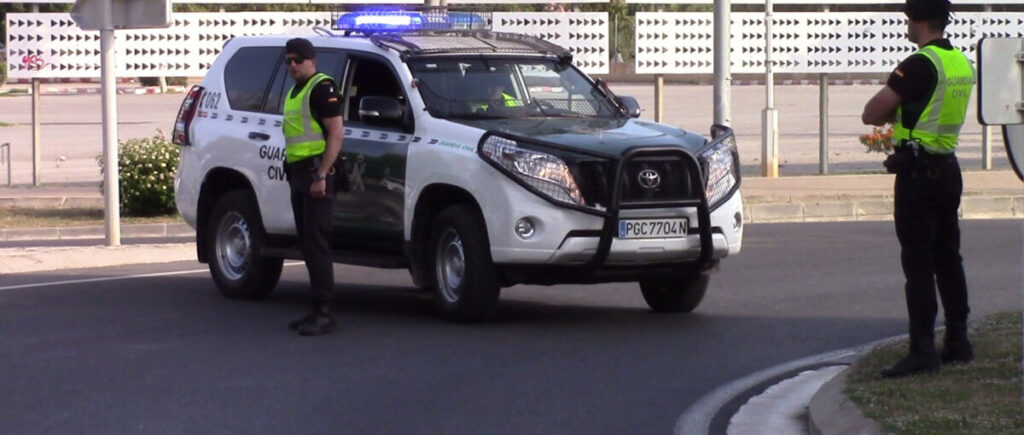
[428,205,501,322]
[206,190,283,299]
[639,273,710,313]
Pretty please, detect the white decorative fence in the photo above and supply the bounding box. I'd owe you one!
[635,12,1024,74]
[5,11,610,78]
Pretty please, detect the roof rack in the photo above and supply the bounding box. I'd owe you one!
[370,31,573,63]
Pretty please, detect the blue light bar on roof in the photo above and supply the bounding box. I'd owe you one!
[334,10,489,32]
[337,11,423,31]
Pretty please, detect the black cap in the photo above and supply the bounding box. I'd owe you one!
[285,38,316,60]
[904,0,951,23]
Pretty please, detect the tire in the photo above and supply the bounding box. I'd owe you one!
[639,273,710,313]
[428,205,501,322]
[206,190,283,299]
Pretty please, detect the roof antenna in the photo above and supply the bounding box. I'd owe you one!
[313,26,335,37]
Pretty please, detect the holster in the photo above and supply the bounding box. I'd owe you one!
[883,141,920,174]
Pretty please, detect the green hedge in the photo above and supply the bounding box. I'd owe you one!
[0,61,6,89]
[98,131,179,216]
[137,77,188,87]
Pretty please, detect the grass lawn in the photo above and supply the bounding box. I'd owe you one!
[0,207,181,229]
[845,311,1023,434]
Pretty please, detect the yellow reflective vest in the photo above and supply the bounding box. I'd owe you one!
[283,72,331,163]
[893,45,975,154]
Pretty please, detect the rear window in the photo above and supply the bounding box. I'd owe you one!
[224,46,282,112]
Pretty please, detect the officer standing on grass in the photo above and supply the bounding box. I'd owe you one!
[861,0,975,378]
[282,38,344,336]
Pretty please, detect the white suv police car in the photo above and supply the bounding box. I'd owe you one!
[173,11,743,321]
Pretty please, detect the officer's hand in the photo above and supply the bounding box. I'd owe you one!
[310,179,327,198]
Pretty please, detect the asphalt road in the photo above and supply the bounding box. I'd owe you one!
[1,220,1020,434]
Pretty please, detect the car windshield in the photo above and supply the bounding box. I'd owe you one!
[408,58,621,120]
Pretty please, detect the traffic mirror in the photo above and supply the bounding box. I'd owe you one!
[977,37,1024,180]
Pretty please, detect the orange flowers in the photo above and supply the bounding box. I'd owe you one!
[860,124,894,154]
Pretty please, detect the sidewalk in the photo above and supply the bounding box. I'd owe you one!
[1,81,187,95]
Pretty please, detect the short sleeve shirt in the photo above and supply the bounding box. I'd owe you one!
[886,39,953,129]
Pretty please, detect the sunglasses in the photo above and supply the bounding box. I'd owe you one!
[284,57,306,65]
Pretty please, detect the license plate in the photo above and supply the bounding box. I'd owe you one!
[617,218,688,239]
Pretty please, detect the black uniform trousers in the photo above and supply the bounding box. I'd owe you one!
[287,156,336,303]
[893,151,970,341]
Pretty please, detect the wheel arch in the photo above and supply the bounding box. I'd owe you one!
[408,183,484,288]
[196,167,258,263]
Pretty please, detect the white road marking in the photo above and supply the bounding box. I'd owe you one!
[0,262,304,292]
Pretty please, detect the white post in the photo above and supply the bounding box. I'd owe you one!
[820,73,829,174]
[762,0,779,177]
[982,5,994,170]
[32,78,41,186]
[655,75,665,123]
[31,4,41,186]
[713,0,731,126]
[100,0,121,246]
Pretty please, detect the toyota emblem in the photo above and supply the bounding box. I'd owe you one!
[638,169,661,189]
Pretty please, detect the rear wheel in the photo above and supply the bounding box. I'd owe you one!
[206,190,283,299]
[428,205,501,322]
[639,273,710,313]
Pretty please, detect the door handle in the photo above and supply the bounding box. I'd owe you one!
[248,132,271,141]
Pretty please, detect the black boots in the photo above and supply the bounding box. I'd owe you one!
[882,326,975,378]
[940,323,974,364]
[881,336,940,379]
[288,303,338,336]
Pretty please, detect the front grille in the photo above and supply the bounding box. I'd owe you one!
[574,160,612,208]
[571,154,701,209]
[618,156,700,205]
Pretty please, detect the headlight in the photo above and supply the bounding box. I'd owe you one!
[480,135,585,206]
[699,130,740,209]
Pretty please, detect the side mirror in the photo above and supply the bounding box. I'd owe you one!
[358,96,404,126]
[617,96,642,118]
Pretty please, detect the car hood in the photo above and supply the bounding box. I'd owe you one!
[453,117,708,156]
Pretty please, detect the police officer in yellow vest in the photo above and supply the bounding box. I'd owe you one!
[282,38,344,336]
[469,75,523,113]
[862,0,974,378]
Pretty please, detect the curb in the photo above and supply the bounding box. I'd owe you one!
[807,369,890,435]
[0,222,194,242]
[742,194,1023,223]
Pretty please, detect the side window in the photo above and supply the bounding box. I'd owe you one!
[342,56,405,124]
[264,49,347,115]
[224,46,282,112]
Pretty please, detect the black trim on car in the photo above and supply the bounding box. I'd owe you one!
[478,132,718,272]
[701,125,742,211]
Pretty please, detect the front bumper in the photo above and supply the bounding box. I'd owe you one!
[486,142,743,271]
[491,191,742,266]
